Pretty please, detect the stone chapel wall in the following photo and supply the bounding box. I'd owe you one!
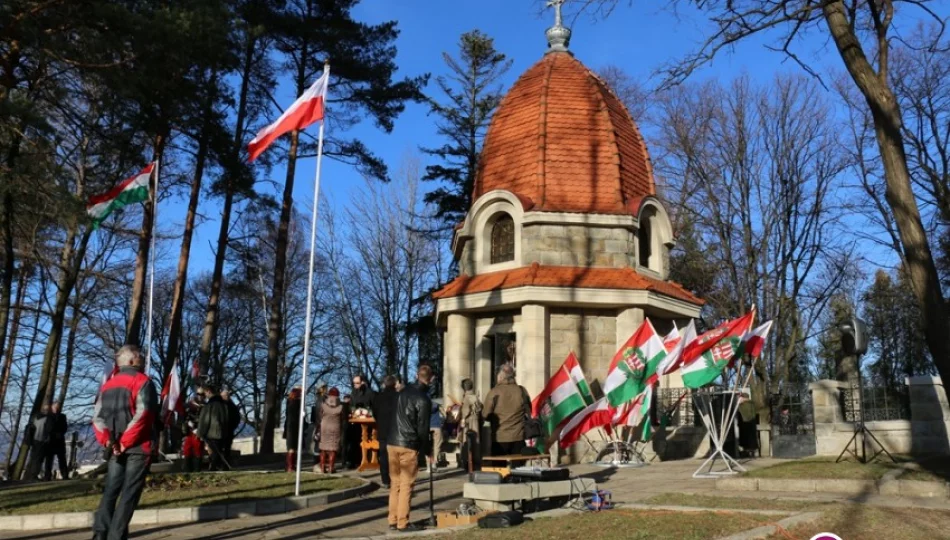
[549,309,617,395]
[522,224,635,268]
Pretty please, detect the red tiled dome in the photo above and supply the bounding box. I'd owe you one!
[472,52,655,215]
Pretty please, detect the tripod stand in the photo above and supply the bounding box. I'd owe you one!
[836,367,896,464]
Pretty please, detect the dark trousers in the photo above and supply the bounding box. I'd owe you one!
[26,442,48,480]
[206,439,229,471]
[44,441,68,480]
[378,440,389,485]
[492,440,525,456]
[345,423,361,468]
[93,453,150,540]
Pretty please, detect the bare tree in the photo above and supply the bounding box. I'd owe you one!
[581,0,950,401]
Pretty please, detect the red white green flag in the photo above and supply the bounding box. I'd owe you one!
[564,352,594,405]
[603,319,666,408]
[656,320,698,377]
[86,163,154,229]
[681,311,755,367]
[558,397,613,448]
[681,335,745,388]
[532,356,587,440]
[614,385,654,440]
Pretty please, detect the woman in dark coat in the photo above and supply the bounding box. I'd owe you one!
[284,387,303,472]
[316,388,344,473]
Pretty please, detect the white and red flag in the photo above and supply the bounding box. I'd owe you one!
[248,68,329,162]
[740,320,773,358]
[558,397,613,448]
[160,359,184,424]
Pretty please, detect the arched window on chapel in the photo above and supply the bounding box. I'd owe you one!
[490,214,515,264]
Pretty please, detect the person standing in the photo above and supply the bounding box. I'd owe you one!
[458,379,483,472]
[27,404,53,481]
[45,402,70,480]
[483,364,530,455]
[196,384,230,471]
[283,387,303,472]
[181,424,202,472]
[91,345,158,540]
[428,387,444,469]
[385,365,433,533]
[371,375,399,488]
[220,388,240,466]
[315,387,343,473]
[346,374,374,468]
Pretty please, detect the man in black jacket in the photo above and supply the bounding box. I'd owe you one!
[385,365,432,533]
[196,384,230,471]
[220,388,240,466]
[345,374,375,468]
[371,375,399,489]
[45,402,69,480]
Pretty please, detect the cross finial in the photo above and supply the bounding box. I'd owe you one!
[547,0,565,27]
[545,0,572,54]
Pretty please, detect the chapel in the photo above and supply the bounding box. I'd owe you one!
[433,5,704,453]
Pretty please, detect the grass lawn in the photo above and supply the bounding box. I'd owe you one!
[642,493,829,512]
[744,457,912,480]
[446,509,774,540]
[774,505,950,540]
[0,472,359,515]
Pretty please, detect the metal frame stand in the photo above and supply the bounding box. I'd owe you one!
[836,362,896,464]
[592,438,646,468]
[692,389,745,478]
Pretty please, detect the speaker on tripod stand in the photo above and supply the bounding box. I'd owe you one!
[836,317,896,464]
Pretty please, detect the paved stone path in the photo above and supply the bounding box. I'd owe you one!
[2,458,947,539]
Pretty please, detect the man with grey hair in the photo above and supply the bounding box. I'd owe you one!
[91,345,158,540]
[483,364,531,455]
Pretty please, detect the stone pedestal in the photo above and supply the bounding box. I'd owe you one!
[907,376,950,455]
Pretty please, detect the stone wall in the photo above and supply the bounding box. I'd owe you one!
[810,376,950,457]
[522,224,636,269]
[549,309,617,389]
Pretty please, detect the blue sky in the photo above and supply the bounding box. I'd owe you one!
[161,0,926,275]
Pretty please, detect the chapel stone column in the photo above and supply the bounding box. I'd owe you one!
[518,304,549,399]
[616,308,644,350]
[444,314,473,406]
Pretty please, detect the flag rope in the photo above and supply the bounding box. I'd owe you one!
[295,63,330,496]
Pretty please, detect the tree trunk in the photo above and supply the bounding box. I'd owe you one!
[0,190,14,366]
[823,1,950,390]
[166,82,214,377]
[57,305,81,405]
[126,137,164,346]
[0,264,27,419]
[11,226,92,480]
[6,294,39,477]
[261,130,301,454]
[198,37,255,377]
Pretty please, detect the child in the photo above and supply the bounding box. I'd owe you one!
[182,423,202,473]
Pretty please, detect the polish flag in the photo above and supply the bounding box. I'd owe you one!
[558,397,614,448]
[741,320,773,358]
[248,67,329,162]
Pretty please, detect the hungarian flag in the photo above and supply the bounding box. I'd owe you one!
[614,385,653,441]
[87,163,154,229]
[564,352,594,405]
[655,320,698,377]
[603,319,666,408]
[681,311,755,367]
[559,397,613,448]
[740,320,773,358]
[681,334,745,388]
[532,356,587,440]
[160,360,184,424]
[248,67,329,162]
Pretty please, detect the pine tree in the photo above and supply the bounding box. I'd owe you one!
[422,30,512,232]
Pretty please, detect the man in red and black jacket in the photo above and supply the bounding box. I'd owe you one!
[91,344,158,540]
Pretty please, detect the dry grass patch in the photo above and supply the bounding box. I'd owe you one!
[0,472,359,515]
[773,505,950,540]
[745,457,910,480]
[447,509,775,540]
[642,493,829,512]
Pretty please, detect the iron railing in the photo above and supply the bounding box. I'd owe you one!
[770,385,814,435]
[657,387,699,427]
[841,385,910,422]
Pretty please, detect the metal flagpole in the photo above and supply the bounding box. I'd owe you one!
[295,62,330,496]
[144,156,161,375]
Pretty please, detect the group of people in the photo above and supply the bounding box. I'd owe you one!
[183,383,241,471]
[27,402,70,481]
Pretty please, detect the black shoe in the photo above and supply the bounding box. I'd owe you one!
[389,525,397,531]
[398,523,424,532]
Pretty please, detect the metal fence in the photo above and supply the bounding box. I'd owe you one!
[770,385,814,436]
[841,385,910,422]
[656,387,699,427]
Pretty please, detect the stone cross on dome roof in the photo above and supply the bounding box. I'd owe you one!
[545,0,572,54]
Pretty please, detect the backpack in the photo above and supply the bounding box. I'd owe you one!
[521,387,542,440]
